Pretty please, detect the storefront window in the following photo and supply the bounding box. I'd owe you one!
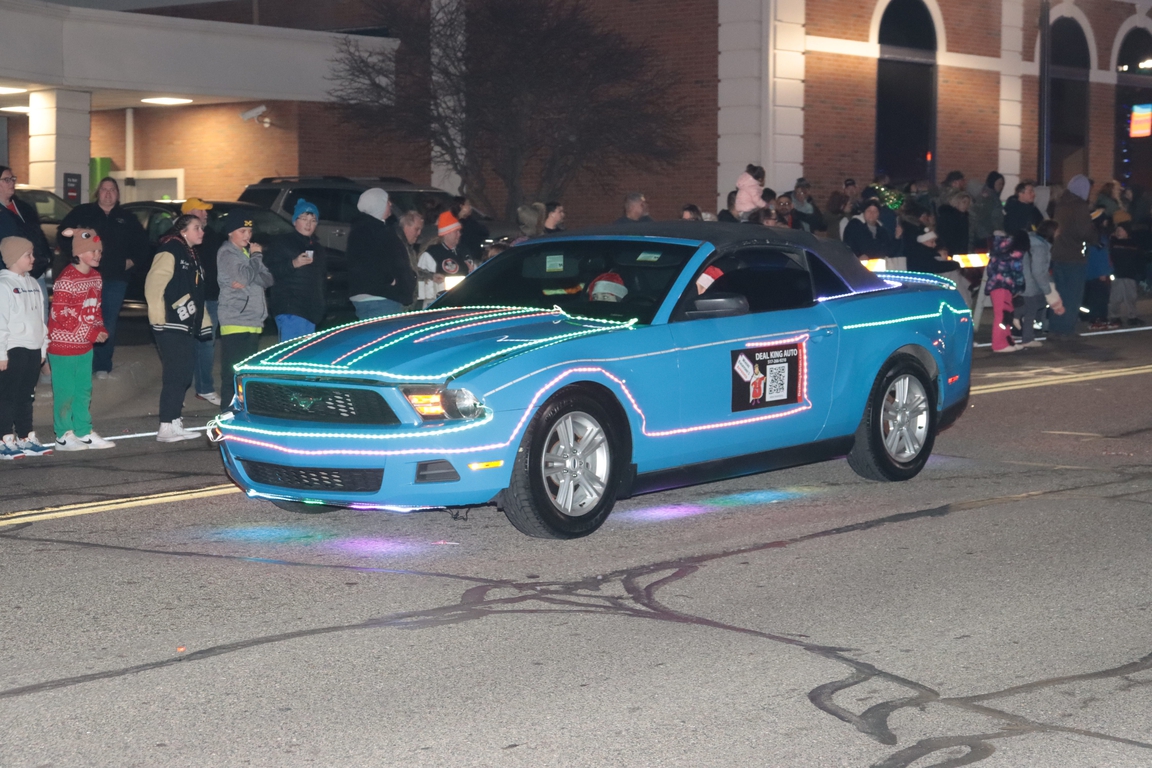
[875,0,936,186]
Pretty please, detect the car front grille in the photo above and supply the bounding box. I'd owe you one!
[245,382,400,425]
[241,460,384,493]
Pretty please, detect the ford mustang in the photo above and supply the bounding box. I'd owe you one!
[211,222,973,538]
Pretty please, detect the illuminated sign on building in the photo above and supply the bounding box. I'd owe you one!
[1130,104,1152,138]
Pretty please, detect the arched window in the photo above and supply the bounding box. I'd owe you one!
[1047,18,1090,183]
[875,0,937,185]
[1116,27,1152,186]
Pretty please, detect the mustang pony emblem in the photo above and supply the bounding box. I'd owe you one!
[288,392,327,411]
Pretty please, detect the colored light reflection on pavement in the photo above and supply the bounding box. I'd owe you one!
[616,487,814,523]
[208,525,339,545]
[327,537,426,556]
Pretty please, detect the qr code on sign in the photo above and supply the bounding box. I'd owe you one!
[766,363,788,401]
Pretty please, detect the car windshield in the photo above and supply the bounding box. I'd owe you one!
[435,239,698,324]
[17,189,72,222]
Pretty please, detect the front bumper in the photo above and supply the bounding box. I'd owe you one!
[213,408,521,509]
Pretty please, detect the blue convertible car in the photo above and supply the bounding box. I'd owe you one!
[212,222,972,538]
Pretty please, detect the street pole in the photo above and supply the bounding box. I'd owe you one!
[1037,0,1051,186]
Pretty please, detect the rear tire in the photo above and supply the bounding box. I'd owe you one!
[498,391,624,538]
[847,355,936,482]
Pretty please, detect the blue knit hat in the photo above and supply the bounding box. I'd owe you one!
[293,198,320,222]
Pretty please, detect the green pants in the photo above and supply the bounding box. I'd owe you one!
[49,351,93,438]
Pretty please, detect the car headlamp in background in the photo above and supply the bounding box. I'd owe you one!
[403,387,484,420]
[443,275,466,291]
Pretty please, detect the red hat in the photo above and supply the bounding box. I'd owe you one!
[437,211,462,236]
[588,272,627,301]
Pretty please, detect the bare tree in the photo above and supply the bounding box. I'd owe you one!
[330,0,687,220]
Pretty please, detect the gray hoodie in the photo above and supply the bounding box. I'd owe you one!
[1024,233,1053,298]
[216,240,273,329]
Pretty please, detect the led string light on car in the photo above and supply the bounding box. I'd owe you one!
[325,309,510,364]
[217,345,812,459]
[875,271,959,290]
[236,322,637,383]
[412,310,567,344]
[208,408,494,441]
[841,301,970,330]
[816,283,898,302]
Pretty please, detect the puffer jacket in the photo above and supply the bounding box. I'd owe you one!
[984,235,1026,296]
[216,240,273,328]
[734,173,767,216]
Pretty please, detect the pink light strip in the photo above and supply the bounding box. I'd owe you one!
[221,341,813,458]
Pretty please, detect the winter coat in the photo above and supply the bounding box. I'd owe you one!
[0,196,52,279]
[265,229,328,325]
[791,199,825,233]
[1051,190,1099,264]
[58,202,149,282]
[936,204,970,256]
[1023,233,1054,298]
[1110,237,1147,281]
[970,188,1005,244]
[984,236,1025,296]
[901,227,959,275]
[1086,239,1112,280]
[734,173,767,216]
[145,233,211,337]
[216,240,273,329]
[345,213,416,305]
[0,268,46,359]
[843,216,895,258]
[1003,195,1043,235]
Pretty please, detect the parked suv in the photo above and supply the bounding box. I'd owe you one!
[238,176,514,252]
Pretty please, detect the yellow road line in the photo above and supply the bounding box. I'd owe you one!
[971,364,1152,395]
[0,484,241,528]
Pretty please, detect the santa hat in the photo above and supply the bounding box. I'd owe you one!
[916,230,938,244]
[437,211,462,236]
[695,265,724,294]
[588,272,627,300]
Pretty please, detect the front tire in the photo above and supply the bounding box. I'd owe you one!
[499,391,624,538]
[847,355,936,482]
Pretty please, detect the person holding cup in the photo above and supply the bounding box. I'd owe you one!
[266,198,328,342]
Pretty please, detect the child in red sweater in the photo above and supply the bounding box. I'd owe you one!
[48,228,115,450]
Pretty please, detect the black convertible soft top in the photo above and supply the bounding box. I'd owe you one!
[553,221,887,293]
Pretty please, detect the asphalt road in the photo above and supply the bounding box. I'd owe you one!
[2,328,1151,767]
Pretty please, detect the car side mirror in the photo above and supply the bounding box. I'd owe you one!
[685,293,749,319]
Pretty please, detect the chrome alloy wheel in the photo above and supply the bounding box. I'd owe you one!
[880,374,930,462]
[540,411,610,516]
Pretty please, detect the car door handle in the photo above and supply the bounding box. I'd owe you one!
[809,326,835,342]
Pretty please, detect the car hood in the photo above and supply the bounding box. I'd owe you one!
[239,307,634,383]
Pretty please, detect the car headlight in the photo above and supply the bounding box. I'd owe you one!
[403,387,483,420]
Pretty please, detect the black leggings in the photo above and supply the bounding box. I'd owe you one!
[0,347,41,438]
[219,332,260,409]
[154,330,196,423]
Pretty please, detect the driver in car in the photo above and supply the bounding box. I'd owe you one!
[588,272,628,302]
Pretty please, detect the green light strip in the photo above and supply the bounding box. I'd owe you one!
[842,301,970,330]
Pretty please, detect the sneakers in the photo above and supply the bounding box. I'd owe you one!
[81,431,116,450]
[94,371,110,380]
[17,431,53,457]
[195,392,222,406]
[1,434,25,460]
[157,418,200,443]
[54,430,89,451]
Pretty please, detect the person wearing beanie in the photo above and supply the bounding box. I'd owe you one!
[1049,173,1099,337]
[345,188,415,319]
[180,197,223,406]
[415,211,478,306]
[0,236,50,457]
[57,177,149,378]
[216,214,273,407]
[265,198,328,341]
[47,228,115,451]
[145,214,213,442]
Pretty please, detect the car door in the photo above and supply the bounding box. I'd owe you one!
[668,246,839,464]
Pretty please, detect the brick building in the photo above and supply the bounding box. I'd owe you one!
[4,0,1150,225]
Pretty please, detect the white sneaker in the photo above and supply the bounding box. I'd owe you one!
[17,431,53,457]
[157,421,199,443]
[79,431,116,449]
[55,430,90,451]
[196,392,222,406]
[172,417,201,439]
[1,434,25,460]
[94,371,110,380]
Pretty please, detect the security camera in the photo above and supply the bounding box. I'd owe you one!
[240,105,268,121]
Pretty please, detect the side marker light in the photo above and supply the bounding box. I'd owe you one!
[468,460,504,471]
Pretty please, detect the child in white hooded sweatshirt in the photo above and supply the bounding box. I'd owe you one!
[0,236,50,458]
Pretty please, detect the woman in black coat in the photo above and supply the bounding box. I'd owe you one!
[936,192,973,256]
